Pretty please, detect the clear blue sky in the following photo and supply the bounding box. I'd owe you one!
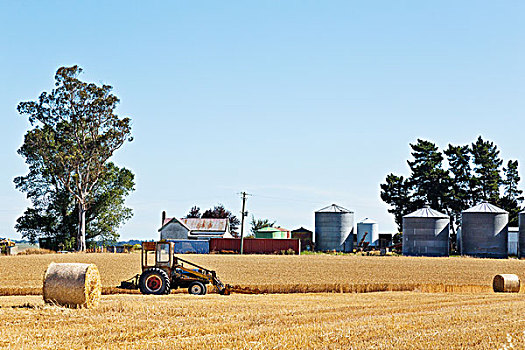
[1,1,524,240]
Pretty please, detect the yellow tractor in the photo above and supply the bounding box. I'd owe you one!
[0,238,15,255]
[119,241,234,295]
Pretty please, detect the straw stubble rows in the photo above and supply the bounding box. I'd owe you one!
[1,253,525,294]
[0,292,524,349]
[2,254,525,348]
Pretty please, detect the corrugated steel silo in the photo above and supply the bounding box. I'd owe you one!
[461,202,508,258]
[402,206,450,257]
[508,227,518,256]
[315,204,354,252]
[518,212,525,258]
[357,218,379,247]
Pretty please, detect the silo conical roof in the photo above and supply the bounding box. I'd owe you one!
[404,206,449,218]
[316,204,353,213]
[358,218,377,224]
[463,202,507,214]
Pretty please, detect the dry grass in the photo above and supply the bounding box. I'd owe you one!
[0,292,525,349]
[17,248,55,255]
[1,253,525,295]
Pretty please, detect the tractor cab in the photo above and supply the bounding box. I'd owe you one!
[141,241,173,272]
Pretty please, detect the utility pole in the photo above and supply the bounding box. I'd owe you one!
[239,191,248,254]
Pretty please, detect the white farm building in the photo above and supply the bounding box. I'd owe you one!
[159,217,233,240]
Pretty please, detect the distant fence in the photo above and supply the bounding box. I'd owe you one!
[209,238,301,255]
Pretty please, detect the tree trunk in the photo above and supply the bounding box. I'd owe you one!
[77,201,87,251]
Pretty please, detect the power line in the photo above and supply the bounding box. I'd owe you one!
[249,193,326,205]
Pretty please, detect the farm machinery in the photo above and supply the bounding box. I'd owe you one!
[119,241,256,295]
[0,238,15,255]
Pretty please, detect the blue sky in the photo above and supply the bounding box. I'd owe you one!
[1,1,524,240]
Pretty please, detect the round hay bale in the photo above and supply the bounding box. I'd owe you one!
[493,274,520,293]
[43,262,101,308]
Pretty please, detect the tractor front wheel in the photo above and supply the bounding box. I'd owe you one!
[188,281,207,295]
[139,268,170,295]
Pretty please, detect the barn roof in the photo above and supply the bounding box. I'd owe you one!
[180,218,229,232]
[292,227,313,233]
[158,217,190,232]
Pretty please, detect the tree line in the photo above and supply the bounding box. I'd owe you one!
[381,136,523,238]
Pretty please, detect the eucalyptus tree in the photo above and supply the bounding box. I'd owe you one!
[16,66,133,251]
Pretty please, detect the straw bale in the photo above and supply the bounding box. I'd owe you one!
[492,274,520,293]
[43,262,101,308]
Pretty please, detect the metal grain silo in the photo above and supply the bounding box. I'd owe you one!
[315,204,354,252]
[357,218,379,247]
[518,212,525,258]
[461,202,508,259]
[402,206,450,257]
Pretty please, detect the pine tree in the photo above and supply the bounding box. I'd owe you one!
[407,139,450,212]
[380,174,413,232]
[186,206,201,218]
[470,136,502,203]
[499,160,523,226]
[444,144,474,226]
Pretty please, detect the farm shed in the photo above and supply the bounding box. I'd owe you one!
[255,227,291,239]
[209,238,300,254]
[315,204,354,252]
[159,216,233,240]
[291,227,314,251]
[402,206,450,257]
[461,202,508,259]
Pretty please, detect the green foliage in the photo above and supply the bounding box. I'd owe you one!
[471,136,502,203]
[186,206,201,218]
[380,174,413,231]
[250,216,276,234]
[15,162,134,246]
[499,160,523,226]
[444,144,474,226]
[407,139,451,212]
[15,66,133,250]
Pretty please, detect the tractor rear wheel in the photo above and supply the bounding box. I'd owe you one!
[139,268,170,295]
[188,281,207,295]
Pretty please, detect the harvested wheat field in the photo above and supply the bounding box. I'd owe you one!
[1,253,525,295]
[0,292,524,349]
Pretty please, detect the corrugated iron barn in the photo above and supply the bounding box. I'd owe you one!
[291,227,314,251]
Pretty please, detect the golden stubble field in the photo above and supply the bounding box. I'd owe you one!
[1,292,525,349]
[2,254,525,349]
[1,253,525,294]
